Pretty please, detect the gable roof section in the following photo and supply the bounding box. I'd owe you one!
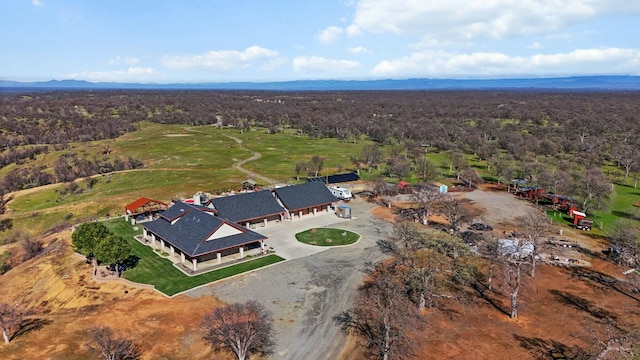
[273,182,337,212]
[142,202,266,257]
[211,190,285,223]
[125,197,168,214]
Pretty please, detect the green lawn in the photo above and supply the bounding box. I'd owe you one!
[593,183,640,233]
[104,219,285,296]
[295,227,360,246]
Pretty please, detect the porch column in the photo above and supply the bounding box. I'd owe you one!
[246,222,250,228]
[326,205,331,212]
[264,218,268,227]
[217,252,222,264]
[131,218,136,225]
[125,214,129,222]
[298,211,302,219]
[160,240,165,251]
[170,246,175,256]
[181,253,185,263]
[239,247,244,259]
[280,214,284,222]
[192,258,197,271]
[313,208,317,215]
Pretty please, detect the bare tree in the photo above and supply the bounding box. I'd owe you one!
[88,326,142,360]
[412,188,442,226]
[201,301,276,360]
[294,161,306,181]
[608,218,640,267]
[570,167,612,214]
[437,195,475,231]
[361,144,383,172]
[0,302,25,344]
[518,211,550,277]
[19,234,43,262]
[335,263,417,360]
[309,155,324,177]
[378,223,478,311]
[496,239,533,318]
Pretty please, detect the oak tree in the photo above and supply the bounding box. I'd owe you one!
[201,301,276,360]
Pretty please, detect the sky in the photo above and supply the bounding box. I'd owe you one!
[1,0,639,83]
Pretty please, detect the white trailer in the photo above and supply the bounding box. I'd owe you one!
[329,186,352,200]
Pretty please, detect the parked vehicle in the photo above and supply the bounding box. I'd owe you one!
[329,186,352,200]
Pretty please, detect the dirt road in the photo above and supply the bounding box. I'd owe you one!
[184,198,390,360]
[224,134,278,185]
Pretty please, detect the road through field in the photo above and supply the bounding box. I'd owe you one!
[223,134,278,185]
[184,198,390,360]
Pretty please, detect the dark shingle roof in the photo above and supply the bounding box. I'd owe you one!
[273,182,337,212]
[211,190,285,223]
[307,172,360,184]
[143,202,265,257]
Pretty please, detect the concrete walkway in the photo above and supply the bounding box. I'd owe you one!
[253,209,351,260]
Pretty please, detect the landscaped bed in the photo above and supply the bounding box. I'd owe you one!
[295,227,360,246]
[104,219,285,296]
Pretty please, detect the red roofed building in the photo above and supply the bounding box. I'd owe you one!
[124,197,168,222]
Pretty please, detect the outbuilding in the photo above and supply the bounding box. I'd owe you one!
[273,182,337,220]
[209,190,285,228]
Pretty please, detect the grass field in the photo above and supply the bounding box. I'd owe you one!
[3,123,378,238]
[3,122,640,244]
[295,227,360,246]
[104,218,285,296]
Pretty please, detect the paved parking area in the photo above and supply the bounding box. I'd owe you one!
[253,208,351,260]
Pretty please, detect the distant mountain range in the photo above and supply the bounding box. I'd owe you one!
[1,76,639,92]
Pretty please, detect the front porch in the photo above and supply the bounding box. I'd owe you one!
[135,232,269,276]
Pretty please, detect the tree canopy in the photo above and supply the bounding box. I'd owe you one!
[71,222,110,256]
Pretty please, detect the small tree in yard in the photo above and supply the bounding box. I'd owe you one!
[0,302,26,344]
[88,326,142,360]
[201,301,276,360]
[94,234,131,276]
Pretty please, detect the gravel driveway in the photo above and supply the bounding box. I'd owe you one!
[184,197,390,360]
[459,187,539,232]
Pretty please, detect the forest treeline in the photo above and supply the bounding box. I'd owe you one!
[1,90,640,193]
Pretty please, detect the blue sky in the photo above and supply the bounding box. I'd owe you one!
[2,0,639,83]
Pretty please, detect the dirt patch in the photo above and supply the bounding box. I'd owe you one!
[164,134,193,137]
[0,233,223,360]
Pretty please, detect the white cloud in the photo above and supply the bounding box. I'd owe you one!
[351,0,640,43]
[317,26,344,44]
[108,56,140,66]
[345,24,362,37]
[68,67,158,82]
[32,0,43,7]
[527,42,543,50]
[293,56,360,74]
[348,46,372,54]
[371,47,640,77]
[161,46,280,70]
